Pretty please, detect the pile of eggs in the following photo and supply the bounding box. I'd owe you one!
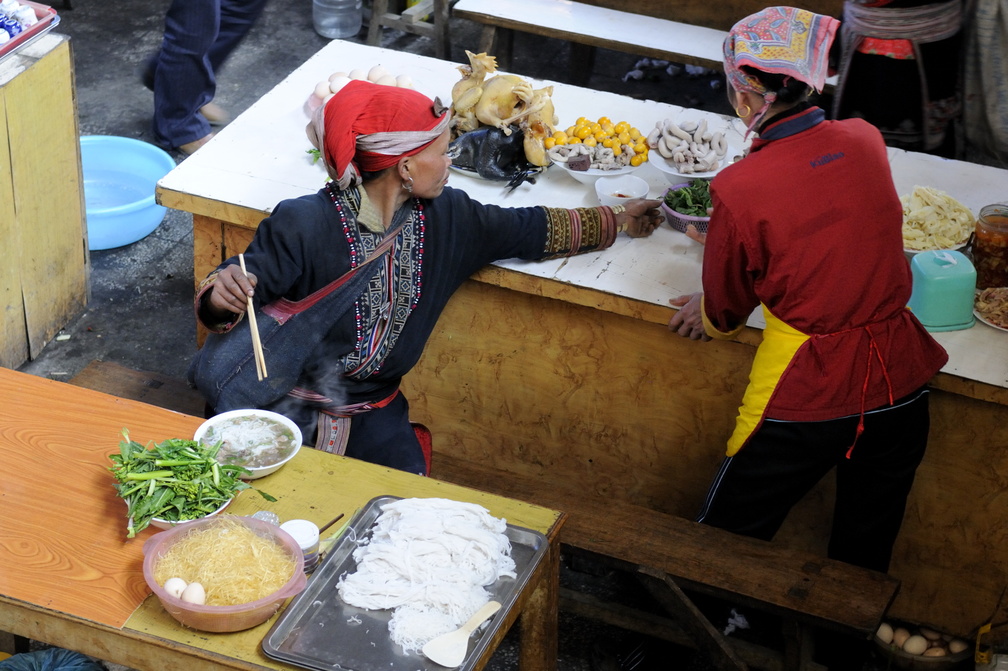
[310,64,415,108]
[877,620,970,659]
[546,116,650,167]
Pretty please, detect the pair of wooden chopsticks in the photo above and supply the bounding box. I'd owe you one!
[238,254,268,381]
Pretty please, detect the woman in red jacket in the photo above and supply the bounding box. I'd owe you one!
[668,6,947,574]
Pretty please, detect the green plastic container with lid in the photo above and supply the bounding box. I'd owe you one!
[907,250,976,332]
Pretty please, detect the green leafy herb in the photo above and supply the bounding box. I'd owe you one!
[663,179,712,217]
[306,147,321,164]
[109,430,276,538]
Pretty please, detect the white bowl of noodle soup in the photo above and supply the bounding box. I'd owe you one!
[195,409,303,479]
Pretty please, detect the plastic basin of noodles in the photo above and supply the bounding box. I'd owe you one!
[80,135,176,250]
[142,515,306,632]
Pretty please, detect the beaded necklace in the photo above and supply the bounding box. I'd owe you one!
[324,183,426,377]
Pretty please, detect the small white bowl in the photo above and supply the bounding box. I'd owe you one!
[195,409,303,480]
[595,174,649,207]
[150,496,234,531]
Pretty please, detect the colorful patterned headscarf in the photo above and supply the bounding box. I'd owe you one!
[306,79,450,190]
[723,6,839,132]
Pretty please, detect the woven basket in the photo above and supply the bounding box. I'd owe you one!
[661,183,710,234]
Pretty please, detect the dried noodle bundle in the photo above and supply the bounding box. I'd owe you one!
[153,516,297,606]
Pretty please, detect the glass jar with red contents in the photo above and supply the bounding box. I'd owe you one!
[973,204,1008,289]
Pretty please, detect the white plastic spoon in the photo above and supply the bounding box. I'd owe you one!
[422,600,502,668]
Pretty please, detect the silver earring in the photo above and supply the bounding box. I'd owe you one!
[403,176,414,193]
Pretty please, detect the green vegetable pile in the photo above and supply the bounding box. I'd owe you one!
[663,179,712,217]
[109,430,276,538]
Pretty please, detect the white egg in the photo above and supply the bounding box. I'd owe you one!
[892,627,911,647]
[367,64,390,82]
[902,634,929,655]
[395,74,413,88]
[922,647,947,657]
[163,577,188,599]
[313,80,332,100]
[328,75,352,94]
[180,581,206,605]
[920,627,942,641]
[948,639,969,654]
[375,74,398,87]
[876,622,894,644]
[348,68,368,81]
[328,71,349,82]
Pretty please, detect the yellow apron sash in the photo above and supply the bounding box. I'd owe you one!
[726,306,810,456]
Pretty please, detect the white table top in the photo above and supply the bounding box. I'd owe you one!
[157,39,1008,391]
[453,0,728,67]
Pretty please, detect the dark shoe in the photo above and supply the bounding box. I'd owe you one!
[178,132,214,155]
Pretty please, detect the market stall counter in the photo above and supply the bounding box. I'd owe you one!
[0,367,565,671]
[156,39,1008,636]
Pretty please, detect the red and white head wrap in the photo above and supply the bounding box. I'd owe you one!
[723,6,839,134]
[306,79,451,190]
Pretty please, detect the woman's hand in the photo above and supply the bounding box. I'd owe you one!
[668,292,711,340]
[207,264,257,315]
[685,223,707,245]
[616,198,664,237]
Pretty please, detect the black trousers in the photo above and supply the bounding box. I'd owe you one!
[696,387,930,573]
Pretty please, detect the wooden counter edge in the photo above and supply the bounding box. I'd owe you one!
[470,266,1008,406]
[0,595,285,671]
[166,200,1008,407]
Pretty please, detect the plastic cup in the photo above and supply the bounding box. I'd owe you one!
[280,519,320,572]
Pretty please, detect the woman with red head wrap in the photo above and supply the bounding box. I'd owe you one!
[190,81,662,475]
[668,6,945,577]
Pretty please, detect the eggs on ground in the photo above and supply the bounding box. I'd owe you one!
[877,620,969,658]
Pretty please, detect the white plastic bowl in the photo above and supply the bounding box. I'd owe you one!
[595,174,649,207]
[647,145,741,183]
[80,135,176,251]
[150,496,234,531]
[195,409,303,479]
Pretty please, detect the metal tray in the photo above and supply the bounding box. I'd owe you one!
[261,495,548,671]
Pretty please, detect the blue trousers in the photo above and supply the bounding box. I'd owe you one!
[152,0,269,149]
[696,387,930,573]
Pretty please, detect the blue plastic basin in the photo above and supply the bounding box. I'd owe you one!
[80,136,176,251]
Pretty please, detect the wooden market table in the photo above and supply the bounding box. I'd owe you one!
[0,367,565,671]
[156,39,1008,636]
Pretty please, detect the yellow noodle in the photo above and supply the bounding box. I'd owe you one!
[153,516,297,606]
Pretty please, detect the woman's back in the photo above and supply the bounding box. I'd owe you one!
[707,114,910,334]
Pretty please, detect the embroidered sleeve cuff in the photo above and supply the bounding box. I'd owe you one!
[194,272,243,333]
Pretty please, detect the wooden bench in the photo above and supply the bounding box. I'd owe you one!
[431,454,900,671]
[452,0,841,87]
[367,0,452,60]
[69,360,898,670]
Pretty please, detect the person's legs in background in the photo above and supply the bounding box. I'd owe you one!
[152,0,219,152]
[209,0,270,72]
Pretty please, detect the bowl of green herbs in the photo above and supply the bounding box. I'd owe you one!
[661,180,712,234]
[109,430,276,538]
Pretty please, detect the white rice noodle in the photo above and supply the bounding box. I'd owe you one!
[337,498,516,652]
